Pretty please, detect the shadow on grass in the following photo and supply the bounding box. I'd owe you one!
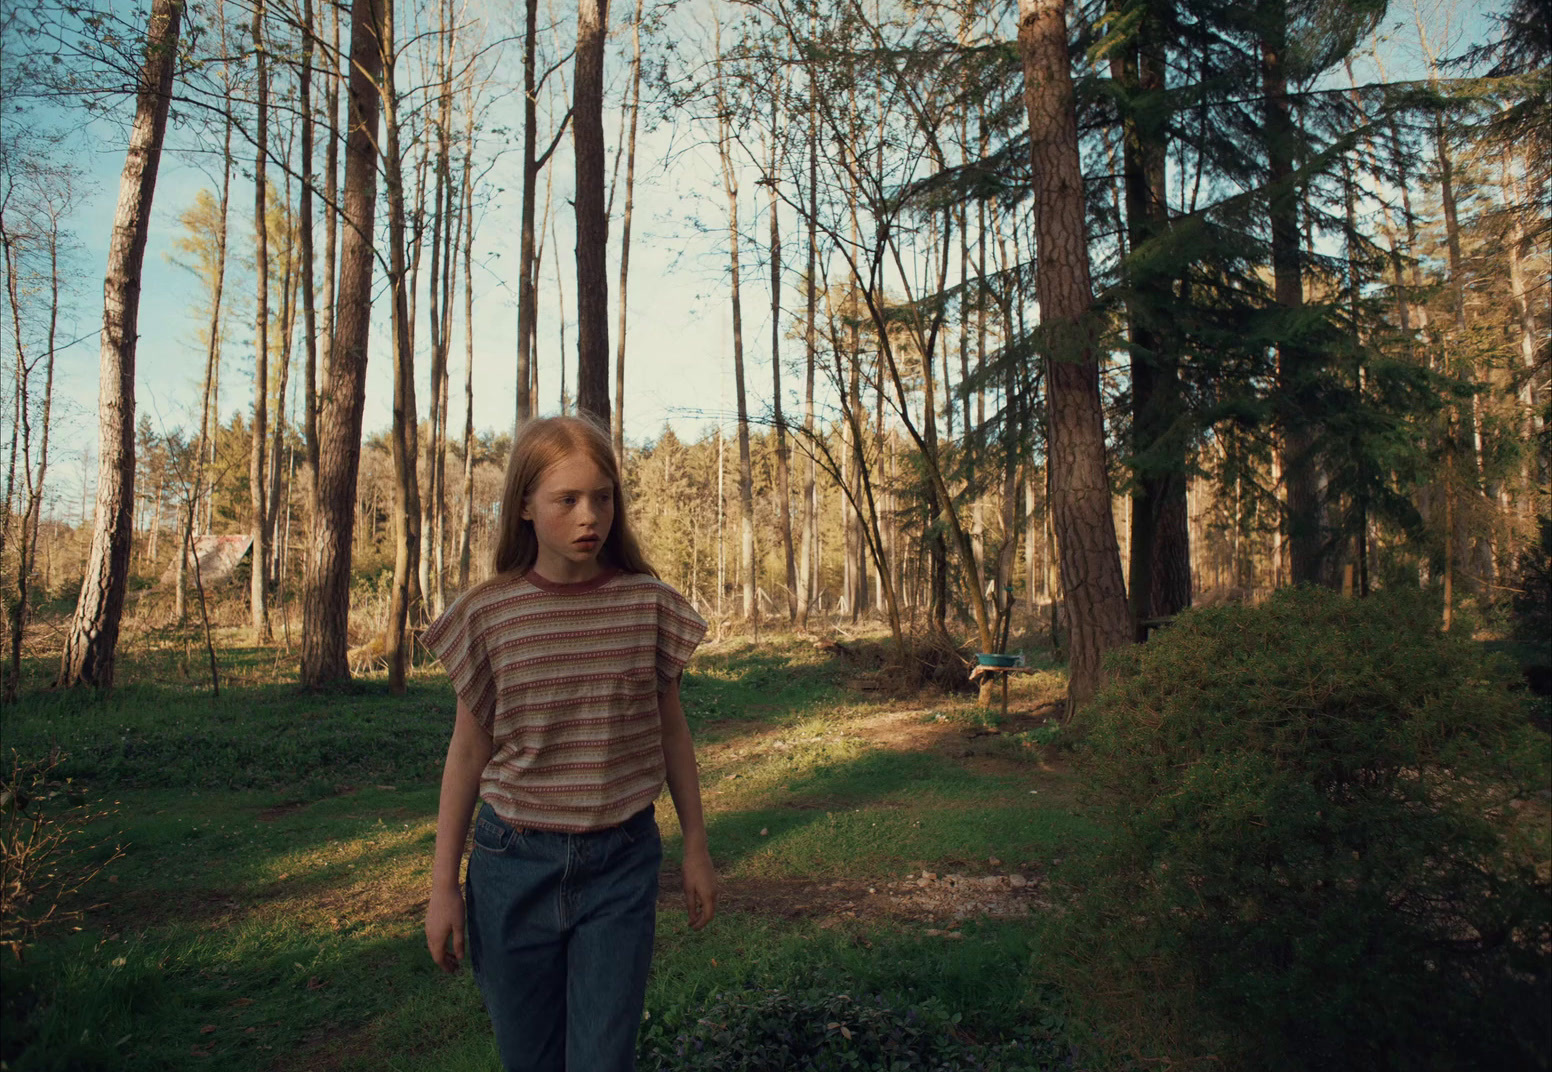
[93,790,439,934]
[4,678,457,794]
[686,747,1092,878]
[1,909,491,1072]
[680,641,847,734]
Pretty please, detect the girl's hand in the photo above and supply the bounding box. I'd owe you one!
[681,844,718,930]
[426,885,466,972]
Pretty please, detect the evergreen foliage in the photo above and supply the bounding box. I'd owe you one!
[1063,586,1551,1070]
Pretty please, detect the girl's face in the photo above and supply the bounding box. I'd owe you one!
[520,451,616,582]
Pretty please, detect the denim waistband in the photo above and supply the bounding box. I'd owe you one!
[479,801,655,839]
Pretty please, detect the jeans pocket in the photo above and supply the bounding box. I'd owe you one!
[472,809,513,854]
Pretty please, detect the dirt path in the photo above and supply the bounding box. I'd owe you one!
[660,865,1055,929]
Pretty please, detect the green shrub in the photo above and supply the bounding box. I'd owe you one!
[1066,586,1551,1071]
[638,987,1067,1071]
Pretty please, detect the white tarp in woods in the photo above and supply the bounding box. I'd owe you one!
[157,534,253,586]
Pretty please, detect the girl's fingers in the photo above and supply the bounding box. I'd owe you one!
[684,880,716,929]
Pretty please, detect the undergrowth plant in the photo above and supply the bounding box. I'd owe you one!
[1061,586,1551,1072]
[638,987,1068,1071]
[0,749,123,960]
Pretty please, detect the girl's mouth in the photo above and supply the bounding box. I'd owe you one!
[574,536,599,548]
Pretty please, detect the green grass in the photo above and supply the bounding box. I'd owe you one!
[2,629,1085,1071]
[3,677,455,794]
[678,635,847,735]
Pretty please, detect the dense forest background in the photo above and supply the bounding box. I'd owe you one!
[1,0,1547,703]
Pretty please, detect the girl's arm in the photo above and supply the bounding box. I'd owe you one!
[427,699,493,972]
[659,676,716,930]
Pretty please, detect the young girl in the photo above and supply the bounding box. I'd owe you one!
[422,415,715,1072]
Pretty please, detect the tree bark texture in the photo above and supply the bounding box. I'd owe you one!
[1262,0,1326,587]
[796,89,819,629]
[458,89,477,589]
[382,0,422,695]
[317,0,341,438]
[249,0,272,640]
[1017,0,1132,714]
[768,112,797,621]
[720,139,757,622]
[612,0,643,461]
[2,188,59,697]
[300,0,320,511]
[59,0,182,688]
[515,0,538,426]
[300,0,383,687]
[175,114,231,623]
[248,0,273,636]
[573,0,610,425]
[1115,7,1191,628]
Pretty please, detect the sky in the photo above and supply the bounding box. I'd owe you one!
[18,0,794,520]
[40,95,764,505]
[8,0,1495,521]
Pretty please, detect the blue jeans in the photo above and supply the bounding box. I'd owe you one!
[465,801,661,1072]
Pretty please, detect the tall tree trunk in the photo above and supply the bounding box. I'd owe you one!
[2,184,59,696]
[177,111,232,624]
[458,108,477,589]
[382,0,422,695]
[249,0,272,641]
[554,205,567,410]
[845,330,862,621]
[1017,0,1132,715]
[714,67,757,623]
[573,0,610,424]
[300,0,319,514]
[300,0,383,687]
[768,100,797,621]
[265,162,297,583]
[1435,116,1468,333]
[1024,466,1039,614]
[515,0,539,426]
[1501,156,1538,452]
[613,0,643,460]
[1115,3,1190,630]
[59,0,182,688]
[1433,115,1493,586]
[315,0,340,485]
[796,87,818,629]
[424,7,455,618]
[267,201,299,581]
[1262,0,1325,587]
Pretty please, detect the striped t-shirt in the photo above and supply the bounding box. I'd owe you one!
[422,568,708,833]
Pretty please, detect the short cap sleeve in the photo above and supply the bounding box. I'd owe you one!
[422,590,499,731]
[656,583,708,692]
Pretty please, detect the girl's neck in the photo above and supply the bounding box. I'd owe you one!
[526,563,618,592]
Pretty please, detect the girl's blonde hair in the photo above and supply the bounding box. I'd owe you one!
[490,415,657,580]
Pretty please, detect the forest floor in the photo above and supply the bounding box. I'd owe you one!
[2,623,1088,1071]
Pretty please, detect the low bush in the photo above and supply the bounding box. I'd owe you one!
[1064,586,1551,1071]
[638,987,1069,1071]
[0,749,123,960]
